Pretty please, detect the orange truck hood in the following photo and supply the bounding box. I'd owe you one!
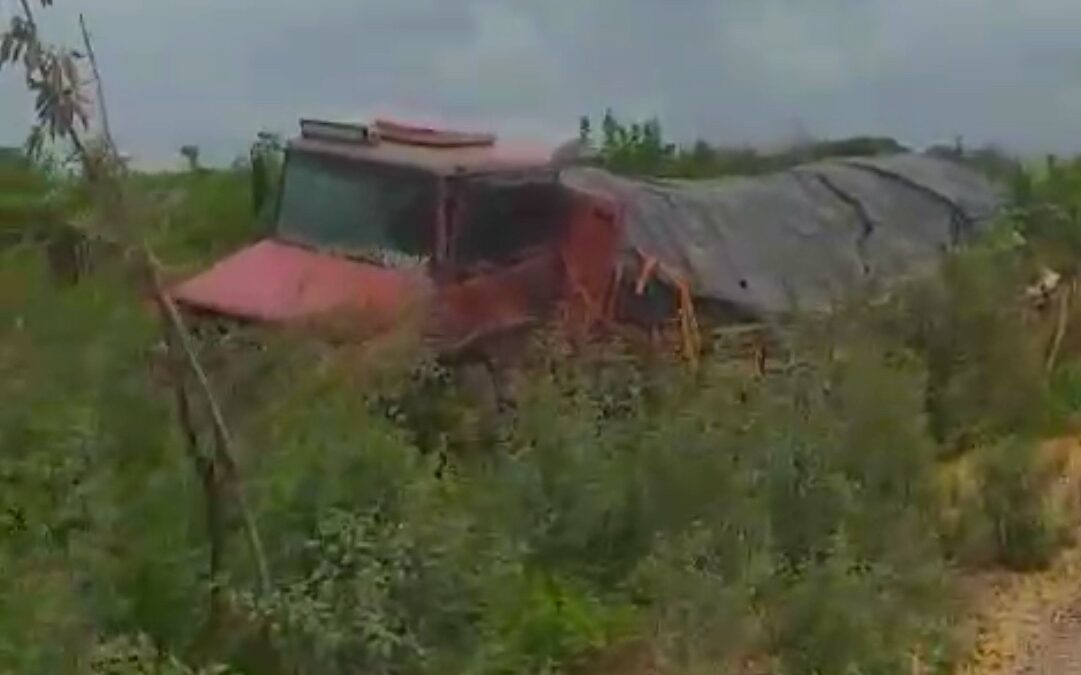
[168,239,430,327]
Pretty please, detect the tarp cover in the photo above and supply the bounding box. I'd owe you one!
[561,154,1004,317]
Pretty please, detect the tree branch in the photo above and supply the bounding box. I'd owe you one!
[1046,280,1074,377]
[147,245,271,595]
[18,0,36,29]
[167,357,226,620]
[78,13,116,156]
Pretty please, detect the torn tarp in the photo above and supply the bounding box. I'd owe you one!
[560,154,1005,318]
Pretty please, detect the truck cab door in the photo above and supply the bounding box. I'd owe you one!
[559,193,621,337]
[429,177,566,355]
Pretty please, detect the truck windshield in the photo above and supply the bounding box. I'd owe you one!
[276,150,437,259]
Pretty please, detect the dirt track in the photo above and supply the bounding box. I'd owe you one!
[956,538,1081,675]
[1009,590,1081,675]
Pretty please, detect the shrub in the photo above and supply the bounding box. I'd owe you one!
[977,440,1068,571]
[85,634,234,675]
[898,246,1052,450]
[0,251,204,672]
[1049,360,1081,427]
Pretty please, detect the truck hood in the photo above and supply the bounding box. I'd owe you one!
[168,239,431,328]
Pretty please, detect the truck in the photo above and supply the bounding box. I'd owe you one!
[170,119,621,367]
[169,117,1003,376]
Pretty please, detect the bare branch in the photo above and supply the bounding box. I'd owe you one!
[146,245,272,595]
[1046,280,1074,376]
[18,0,37,29]
[166,350,227,625]
[78,13,116,157]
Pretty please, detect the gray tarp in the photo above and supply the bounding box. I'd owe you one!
[560,154,1004,317]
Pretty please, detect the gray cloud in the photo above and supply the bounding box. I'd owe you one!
[2,0,1081,167]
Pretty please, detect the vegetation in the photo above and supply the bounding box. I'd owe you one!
[578,109,1033,188]
[578,109,909,178]
[2,145,1081,673]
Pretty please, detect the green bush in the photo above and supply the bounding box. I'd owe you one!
[1049,360,1081,425]
[191,319,958,674]
[977,440,1068,571]
[894,245,1052,450]
[0,250,1009,674]
[0,251,204,673]
[84,634,234,675]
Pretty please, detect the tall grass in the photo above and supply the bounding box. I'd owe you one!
[135,168,261,268]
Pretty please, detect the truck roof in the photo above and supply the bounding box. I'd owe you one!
[289,118,556,176]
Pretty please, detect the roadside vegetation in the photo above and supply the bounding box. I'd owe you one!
[5,9,1081,671]
[3,127,1081,675]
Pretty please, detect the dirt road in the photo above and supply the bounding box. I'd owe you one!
[1009,592,1081,675]
[958,533,1081,675]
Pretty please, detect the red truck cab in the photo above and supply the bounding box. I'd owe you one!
[169,119,619,357]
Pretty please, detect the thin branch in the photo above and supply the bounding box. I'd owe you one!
[66,125,91,174]
[78,13,116,155]
[18,0,36,29]
[168,357,226,616]
[1046,280,1074,376]
[147,245,272,595]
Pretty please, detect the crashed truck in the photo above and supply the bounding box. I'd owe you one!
[169,118,1003,374]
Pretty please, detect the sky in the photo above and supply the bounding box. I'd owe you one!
[2,0,1081,168]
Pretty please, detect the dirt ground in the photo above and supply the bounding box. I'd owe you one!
[1016,601,1081,675]
[957,541,1081,675]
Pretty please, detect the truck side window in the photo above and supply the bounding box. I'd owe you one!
[455,181,567,268]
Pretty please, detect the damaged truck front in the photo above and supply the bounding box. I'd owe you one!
[169,119,621,368]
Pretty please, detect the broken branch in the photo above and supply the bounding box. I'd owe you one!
[18,0,36,29]
[1046,280,1074,377]
[147,245,271,595]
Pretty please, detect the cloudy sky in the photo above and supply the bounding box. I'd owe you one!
[2,0,1080,167]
